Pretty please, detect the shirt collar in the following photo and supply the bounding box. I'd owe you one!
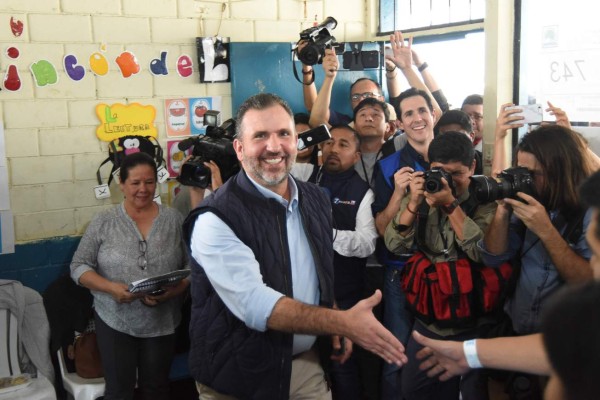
[246,173,299,211]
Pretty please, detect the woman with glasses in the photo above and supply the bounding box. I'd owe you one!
[70,152,188,400]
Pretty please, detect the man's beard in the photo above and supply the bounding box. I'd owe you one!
[243,151,295,187]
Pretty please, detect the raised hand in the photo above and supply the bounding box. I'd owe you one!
[321,48,339,78]
[387,31,413,71]
[546,101,572,130]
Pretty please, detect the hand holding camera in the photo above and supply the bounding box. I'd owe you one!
[422,168,456,209]
[407,171,426,207]
[177,119,239,188]
[496,103,525,137]
[321,48,338,77]
[502,191,553,237]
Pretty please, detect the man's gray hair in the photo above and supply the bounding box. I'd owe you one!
[235,93,294,138]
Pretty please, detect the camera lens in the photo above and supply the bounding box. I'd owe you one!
[469,175,500,203]
[298,45,321,66]
[425,178,442,193]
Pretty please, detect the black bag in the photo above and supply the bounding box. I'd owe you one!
[96,135,164,186]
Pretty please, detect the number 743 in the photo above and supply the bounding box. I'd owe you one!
[550,60,585,82]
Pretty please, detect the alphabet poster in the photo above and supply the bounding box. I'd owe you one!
[196,37,230,83]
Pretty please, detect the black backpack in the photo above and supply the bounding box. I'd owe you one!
[96,135,165,186]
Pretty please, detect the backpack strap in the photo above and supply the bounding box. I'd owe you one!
[146,136,165,167]
[106,139,123,186]
[96,156,112,185]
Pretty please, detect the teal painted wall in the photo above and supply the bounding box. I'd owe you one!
[0,236,81,293]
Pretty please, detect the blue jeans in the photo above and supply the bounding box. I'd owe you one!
[381,266,413,400]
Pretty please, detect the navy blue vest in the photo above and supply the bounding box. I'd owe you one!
[312,167,370,302]
[183,171,334,399]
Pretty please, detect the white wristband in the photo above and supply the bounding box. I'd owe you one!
[463,339,483,369]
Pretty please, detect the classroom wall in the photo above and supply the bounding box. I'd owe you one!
[0,0,371,245]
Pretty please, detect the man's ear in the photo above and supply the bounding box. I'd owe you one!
[233,138,244,162]
[470,158,477,173]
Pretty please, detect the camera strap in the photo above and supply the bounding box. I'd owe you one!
[415,196,479,258]
[292,58,315,85]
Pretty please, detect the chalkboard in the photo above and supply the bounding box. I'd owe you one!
[230,42,388,118]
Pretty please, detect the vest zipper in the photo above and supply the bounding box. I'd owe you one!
[276,211,291,398]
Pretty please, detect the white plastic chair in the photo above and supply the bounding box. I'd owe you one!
[57,348,105,400]
[0,309,56,399]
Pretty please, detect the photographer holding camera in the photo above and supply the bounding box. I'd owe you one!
[479,124,594,337]
[384,131,497,400]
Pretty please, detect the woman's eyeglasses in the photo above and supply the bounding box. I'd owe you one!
[138,240,147,270]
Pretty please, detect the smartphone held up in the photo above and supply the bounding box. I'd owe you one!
[505,104,543,125]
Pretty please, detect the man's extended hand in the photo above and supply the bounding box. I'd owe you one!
[413,331,470,381]
[343,290,408,366]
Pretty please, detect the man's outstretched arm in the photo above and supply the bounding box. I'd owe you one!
[268,290,407,366]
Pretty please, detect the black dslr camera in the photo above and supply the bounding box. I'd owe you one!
[297,17,338,65]
[177,119,240,188]
[423,168,453,193]
[469,166,535,203]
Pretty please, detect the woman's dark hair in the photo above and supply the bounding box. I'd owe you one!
[516,125,592,213]
[541,282,600,400]
[580,170,600,238]
[119,152,157,182]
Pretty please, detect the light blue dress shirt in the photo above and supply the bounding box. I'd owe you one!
[190,174,320,354]
[478,209,592,334]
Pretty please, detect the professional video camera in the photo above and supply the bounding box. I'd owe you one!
[469,166,535,203]
[177,119,240,188]
[423,168,454,194]
[296,17,338,65]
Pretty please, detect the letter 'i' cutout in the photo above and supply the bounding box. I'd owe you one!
[4,46,21,91]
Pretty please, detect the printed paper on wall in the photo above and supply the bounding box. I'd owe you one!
[196,37,230,83]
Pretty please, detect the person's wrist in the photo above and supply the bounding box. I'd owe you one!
[302,67,313,75]
[441,198,459,214]
[386,65,397,73]
[463,339,483,368]
[418,62,429,72]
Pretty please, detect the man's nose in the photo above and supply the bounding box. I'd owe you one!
[266,133,282,151]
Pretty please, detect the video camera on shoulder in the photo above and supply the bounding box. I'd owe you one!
[177,119,240,188]
[296,17,339,65]
[423,168,454,193]
[469,166,535,203]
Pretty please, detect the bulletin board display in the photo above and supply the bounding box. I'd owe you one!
[230,42,387,117]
